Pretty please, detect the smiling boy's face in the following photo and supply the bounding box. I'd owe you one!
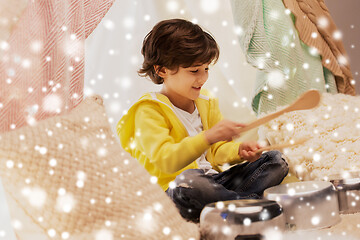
[159,63,209,108]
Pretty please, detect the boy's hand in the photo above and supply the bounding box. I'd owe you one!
[204,119,246,145]
[238,141,262,162]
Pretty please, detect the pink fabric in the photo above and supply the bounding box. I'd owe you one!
[0,0,115,133]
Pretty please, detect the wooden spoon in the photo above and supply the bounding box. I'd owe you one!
[254,138,309,154]
[238,89,321,133]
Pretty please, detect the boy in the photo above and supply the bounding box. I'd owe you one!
[117,19,288,222]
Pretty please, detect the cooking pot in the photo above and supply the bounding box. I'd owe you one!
[264,181,340,231]
[200,199,285,240]
[329,172,360,214]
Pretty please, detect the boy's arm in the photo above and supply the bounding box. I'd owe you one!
[210,141,243,166]
[208,98,245,166]
[134,103,211,174]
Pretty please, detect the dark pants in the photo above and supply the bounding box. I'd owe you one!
[166,150,289,222]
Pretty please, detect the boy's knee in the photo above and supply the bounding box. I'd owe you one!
[178,169,202,178]
[263,150,282,159]
[264,150,289,175]
[175,169,203,185]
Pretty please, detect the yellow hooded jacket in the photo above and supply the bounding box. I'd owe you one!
[117,90,244,191]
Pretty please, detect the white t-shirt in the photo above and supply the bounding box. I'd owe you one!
[173,104,218,174]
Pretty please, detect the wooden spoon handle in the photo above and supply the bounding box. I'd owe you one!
[238,109,286,133]
[255,138,309,154]
[238,90,321,134]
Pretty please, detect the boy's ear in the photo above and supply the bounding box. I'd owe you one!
[154,65,167,78]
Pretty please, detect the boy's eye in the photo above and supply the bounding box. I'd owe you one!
[189,67,209,73]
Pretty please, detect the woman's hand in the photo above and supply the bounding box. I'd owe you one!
[238,141,262,162]
[204,119,246,145]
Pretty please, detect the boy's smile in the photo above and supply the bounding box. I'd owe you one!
[158,63,209,113]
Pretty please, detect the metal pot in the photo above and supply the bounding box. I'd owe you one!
[329,172,360,214]
[200,199,286,240]
[264,181,340,231]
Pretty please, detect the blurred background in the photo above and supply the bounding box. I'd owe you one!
[326,0,360,94]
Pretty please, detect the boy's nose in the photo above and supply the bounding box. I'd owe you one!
[198,73,208,84]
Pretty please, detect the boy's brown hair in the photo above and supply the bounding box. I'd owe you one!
[139,18,220,84]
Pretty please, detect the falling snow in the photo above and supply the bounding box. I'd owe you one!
[56,192,76,213]
[95,229,113,240]
[42,94,62,113]
[21,187,47,208]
